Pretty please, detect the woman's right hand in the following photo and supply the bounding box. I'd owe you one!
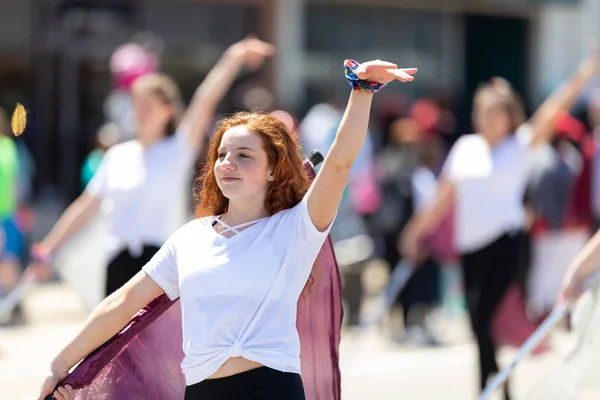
[24,260,54,283]
[399,228,420,263]
[24,242,55,282]
[37,369,72,400]
[557,270,584,306]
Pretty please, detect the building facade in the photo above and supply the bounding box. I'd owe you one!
[0,0,596,199]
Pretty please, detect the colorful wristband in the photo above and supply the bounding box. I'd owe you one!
[344,59,387,94]
[31,243,53,264]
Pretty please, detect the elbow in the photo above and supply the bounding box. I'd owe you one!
[326,153,355,171]
[102,288,138,320]
[101,290,127,314]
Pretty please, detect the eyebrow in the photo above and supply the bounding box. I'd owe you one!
[218,146,256,152]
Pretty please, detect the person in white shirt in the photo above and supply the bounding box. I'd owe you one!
[401,49,598,400]
[35,59,417,400]
[27,37,275,297]
[560,91,600,302]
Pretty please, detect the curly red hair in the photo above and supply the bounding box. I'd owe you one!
[195,112,309,218]
[194,112,315,292]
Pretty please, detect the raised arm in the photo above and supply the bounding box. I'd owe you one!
[306,60,417,231]
[527,43,598,147]
[177,37,275,152]
[37,193,101,256]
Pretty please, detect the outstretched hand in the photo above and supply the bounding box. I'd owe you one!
[229,36,275,70]
[355,60,418,84]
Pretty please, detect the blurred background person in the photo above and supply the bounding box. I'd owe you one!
[400,50,598,399]
[526,111,592,320]
[0,107,25,325]
[27,37,275,301]
[363,108,444,346]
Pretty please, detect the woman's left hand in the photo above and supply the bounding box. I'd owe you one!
[228,36,275,70]
[399,229,421,264]
[355,60,417,84]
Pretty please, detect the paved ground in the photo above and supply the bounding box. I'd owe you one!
[0,283,598,400]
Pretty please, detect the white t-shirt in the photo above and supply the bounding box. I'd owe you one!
[442,126,534,253]
[142,197,333,386]
[85,130,197,261]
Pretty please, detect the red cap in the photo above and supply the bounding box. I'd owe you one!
[409,98,441,135]
[554,110,586,142]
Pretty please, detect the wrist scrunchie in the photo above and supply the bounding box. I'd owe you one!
[344,59,387,94]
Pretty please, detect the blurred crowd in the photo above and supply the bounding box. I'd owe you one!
[0,37,599,358]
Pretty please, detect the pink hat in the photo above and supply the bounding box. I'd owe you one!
[110,44,158,90]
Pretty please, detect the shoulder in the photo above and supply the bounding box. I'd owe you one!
[266,202,304,233]
[162,217,213,249]
[446,134,483,160]
[453,133,482,148]
[273,199,304,219]
[104,140,139,158]
[178,217,213,235]
[514,124,533,145]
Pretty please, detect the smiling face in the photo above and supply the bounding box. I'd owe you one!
[214,125,274,202]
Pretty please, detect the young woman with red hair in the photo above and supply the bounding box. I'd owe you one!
[36,59,417,400]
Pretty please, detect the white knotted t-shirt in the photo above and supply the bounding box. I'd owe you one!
[142,196,333,386]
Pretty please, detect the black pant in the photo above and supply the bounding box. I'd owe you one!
[105,245,160,297]
[461,230,528,400]
[185,367,306,400]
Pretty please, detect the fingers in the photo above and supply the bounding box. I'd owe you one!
[400,68,418,74]
[255,41,276,56]
[352,60,417,83]
[388,68,415,82]
[53,385,72,400]
[37,381,51,400]
[355,65,368,80]
[244,37,275,56]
